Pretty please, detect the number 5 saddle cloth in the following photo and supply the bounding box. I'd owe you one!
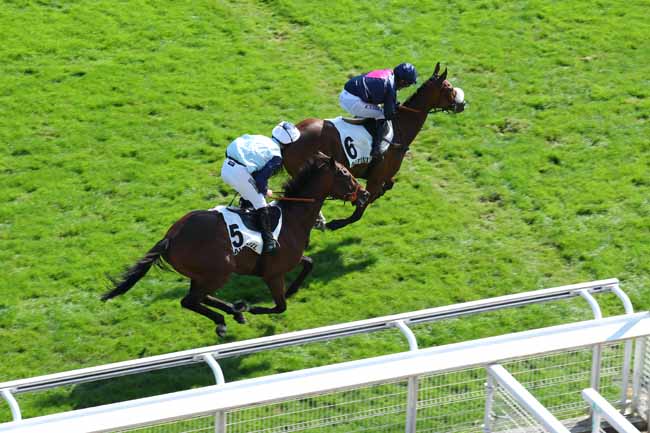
[209,205,282,255]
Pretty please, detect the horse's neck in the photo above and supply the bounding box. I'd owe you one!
[282,198,325,237]
[281,183,328,235]
[395,110,428,147]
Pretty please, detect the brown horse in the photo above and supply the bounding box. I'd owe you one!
[283,63,465,230]
[102,155,367,337]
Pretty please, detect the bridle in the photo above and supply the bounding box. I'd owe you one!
[344,183,362,203]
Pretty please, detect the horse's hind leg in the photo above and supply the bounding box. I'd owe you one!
[181,281,228,337]
[203,295,247,325]
[286,256,313,298]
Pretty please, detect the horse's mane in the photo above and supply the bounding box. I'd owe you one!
[281,155,328,198]
[403,77,433,107]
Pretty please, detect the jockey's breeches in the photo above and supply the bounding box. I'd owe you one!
[339,90,385,119]
[221,158,267,209]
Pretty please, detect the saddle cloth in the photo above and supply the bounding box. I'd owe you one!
[210,205,282,255]
[328,116,393,167]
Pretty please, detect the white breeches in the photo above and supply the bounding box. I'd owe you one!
[221,159,268,209]
[339,90,385,119]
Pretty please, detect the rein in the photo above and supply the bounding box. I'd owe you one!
[271,196,316,203]
[399,105,449,114]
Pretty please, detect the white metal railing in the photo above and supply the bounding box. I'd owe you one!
[0,278,636,427]
[582,387,641,433]
[0,279,624,395]
[1,312,649,433]
[487,364,570,433]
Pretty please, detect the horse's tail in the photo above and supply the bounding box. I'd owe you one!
[101,238,170,302]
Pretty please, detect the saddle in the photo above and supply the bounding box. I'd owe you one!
[226,202,282,233]
[342,117,391,141]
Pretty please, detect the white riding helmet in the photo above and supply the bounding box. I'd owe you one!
[271,121,301,145]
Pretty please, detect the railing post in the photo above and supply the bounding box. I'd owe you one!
[591,408,601,433]
[578,289,603,320]
[199,354,226,433]
[393,320,418,433]
[578,290,603,393]
[1,389,21,422]
[583,388,641,433]
[613,284,635,411]
[631,337,647,418]
[483,373,495,433]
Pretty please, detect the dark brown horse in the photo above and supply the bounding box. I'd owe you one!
[102,155,367,337]
[283,63,465,230]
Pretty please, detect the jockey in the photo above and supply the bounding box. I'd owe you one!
[339,62,418,157]
[221,121,300,254]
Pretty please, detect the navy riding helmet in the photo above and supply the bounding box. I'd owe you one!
[394,62,418,85]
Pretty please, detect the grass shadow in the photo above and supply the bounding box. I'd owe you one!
[57,356,270,411]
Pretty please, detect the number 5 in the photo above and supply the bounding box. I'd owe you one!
[229,224,243,248]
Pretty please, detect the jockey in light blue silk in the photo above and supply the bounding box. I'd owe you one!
[339,63,418,157]
[221,121,300,254]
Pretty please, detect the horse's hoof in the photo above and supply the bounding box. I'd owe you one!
[233,300,249,313]
[314,216,327,232]
[234,312,247,324]
[216,324,227,338]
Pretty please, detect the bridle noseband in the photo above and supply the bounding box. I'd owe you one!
[345,183,362,203]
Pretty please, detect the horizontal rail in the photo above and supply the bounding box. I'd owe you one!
[2,311,648,433]
[488,364,570,433]
[582,388,640,433]
[0,278,619,394]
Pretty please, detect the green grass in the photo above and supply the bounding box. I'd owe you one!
[1,0,649,422]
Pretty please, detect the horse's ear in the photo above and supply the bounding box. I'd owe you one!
[438,67,448,83]
[433,62,440,77]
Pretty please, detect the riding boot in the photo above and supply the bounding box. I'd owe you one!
[371,119,386,158]
[256,206,279,254]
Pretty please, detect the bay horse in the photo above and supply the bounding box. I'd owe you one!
[282,63,465,230]
[102,155,367,337]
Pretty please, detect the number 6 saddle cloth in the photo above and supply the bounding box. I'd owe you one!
[210,205,283,255]
[327,117,394,167]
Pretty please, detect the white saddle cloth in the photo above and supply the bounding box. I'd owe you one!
[210,205,282,255]
[328,117,393,167]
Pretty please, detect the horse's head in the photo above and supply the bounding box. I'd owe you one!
[403,62,466,114]
[283,154,368,205]
[319,154,368,205]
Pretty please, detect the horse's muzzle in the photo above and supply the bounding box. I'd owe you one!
[452,101,466,113]
[351,188,370,207]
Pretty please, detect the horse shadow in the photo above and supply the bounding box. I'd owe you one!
[46,356,267,411]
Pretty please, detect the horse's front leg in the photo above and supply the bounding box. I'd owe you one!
[248,275,287,315]
[286,256,313,298]
[325,186,375,231]
[381,177,395,195]
[325,201,368,231]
